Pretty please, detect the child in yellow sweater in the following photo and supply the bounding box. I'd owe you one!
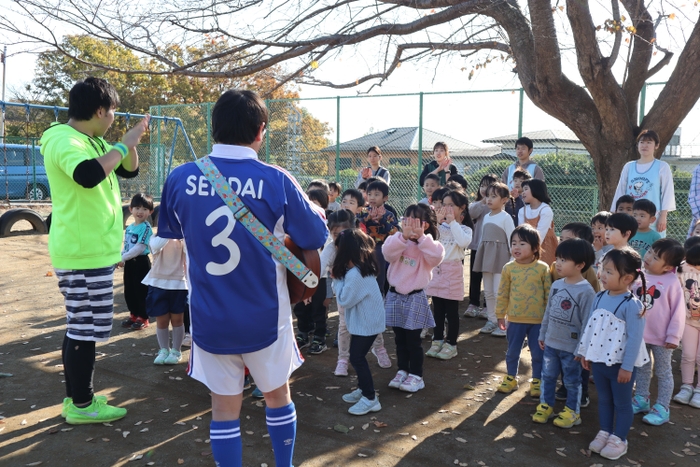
[496,224,552,397]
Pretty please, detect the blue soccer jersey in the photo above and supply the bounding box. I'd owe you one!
[158,144,328,355]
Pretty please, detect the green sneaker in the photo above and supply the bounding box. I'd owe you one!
[154,348,170,365]
[164,349,182,365]
[61,395,108,418]
[65,397,127,425]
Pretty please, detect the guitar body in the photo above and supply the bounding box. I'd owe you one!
[284,236,321,304]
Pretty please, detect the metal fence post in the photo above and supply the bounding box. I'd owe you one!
[335,96,340,181]
[518,88,524,139]
[206,102,212,153]
[417,92,424,200]
[639,83,647,126]
[265,99,270,163]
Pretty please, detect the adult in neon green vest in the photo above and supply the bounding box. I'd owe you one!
[41,77,150,425]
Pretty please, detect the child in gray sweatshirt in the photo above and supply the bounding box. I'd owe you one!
[534,239,596,428]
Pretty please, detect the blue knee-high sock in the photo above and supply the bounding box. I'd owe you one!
[210,419,242,467]
[266,402,297,467]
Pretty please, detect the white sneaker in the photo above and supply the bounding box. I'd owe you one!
[153,348,169,365]
[342,388,363,403]
[426,340,443,358]
[436,343,458,360]
[674,384,694,405]
[480,321,497,334]
[348,396,381,415]
[491,327,507,337]
[399,374,425,393]
[182,333,192,347]
[477,308,488,320]
[463,304,479,318]
[690,388,700,409]
[388,370,408,389]
[334,359,349,377]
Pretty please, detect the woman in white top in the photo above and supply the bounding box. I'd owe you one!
[611,130,675,234]
[518,179,558,266]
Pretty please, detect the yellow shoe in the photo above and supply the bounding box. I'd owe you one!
[532,403,554,424]
[497,375,518,394]
[553,406,582,428]
[529,378,541,398]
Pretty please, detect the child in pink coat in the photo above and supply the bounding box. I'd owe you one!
[632,239,686,425]
[425,190,473,361]
[383,204,445,393]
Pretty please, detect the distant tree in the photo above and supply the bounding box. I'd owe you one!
[7,35,332,158]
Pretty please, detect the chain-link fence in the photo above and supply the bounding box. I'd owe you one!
[149,84,700,240]
[0,102,194,203]
[2,83,699,240]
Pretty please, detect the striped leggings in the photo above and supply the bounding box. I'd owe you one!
[56,266,115,404]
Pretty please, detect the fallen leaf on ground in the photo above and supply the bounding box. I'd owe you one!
[523,433,534,438]
[456,437,467,443]
[504,447,515,452]
[177,459,184,465]
[671,451,685,457]
[128,454,143,461]
[358,453,368,458]
[362,423,369,430]
[373,421,387,428]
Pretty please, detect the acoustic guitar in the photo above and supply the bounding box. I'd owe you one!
[284,236,321,304]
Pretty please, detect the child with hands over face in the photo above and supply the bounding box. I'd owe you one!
[383,205,445,393]
[425,191,473,361]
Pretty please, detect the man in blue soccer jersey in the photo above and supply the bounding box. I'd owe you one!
[158,90,328,467]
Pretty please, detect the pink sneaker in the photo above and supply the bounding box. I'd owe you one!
[589,430,610,453]
[334,359,349,377]
[372,347,392,369]
[388,370,408,389]
[600,434,628,460]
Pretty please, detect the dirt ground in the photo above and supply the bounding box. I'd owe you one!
[1,223,700,466]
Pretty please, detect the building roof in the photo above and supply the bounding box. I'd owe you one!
[322,127,479,152]
[482,128,581,144]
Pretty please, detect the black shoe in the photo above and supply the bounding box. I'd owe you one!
[121,316,136,328]
[580,395,590,408]
[555,386,567,401]
[308,339,328,355]
[296,333,310,349]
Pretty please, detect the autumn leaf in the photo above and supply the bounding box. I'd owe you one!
[310,61,319,69]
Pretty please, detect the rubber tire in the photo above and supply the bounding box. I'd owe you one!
[46,213,52,233]
[27,184,50,201]
[0,208,48,237]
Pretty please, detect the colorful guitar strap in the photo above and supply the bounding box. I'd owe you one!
[195,156,318,288]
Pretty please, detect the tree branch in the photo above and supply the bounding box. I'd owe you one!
[619,0,653,117]
[605,0,623,72]
[642,12,700,151]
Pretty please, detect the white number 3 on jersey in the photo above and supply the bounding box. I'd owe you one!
[205,206,241,275]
